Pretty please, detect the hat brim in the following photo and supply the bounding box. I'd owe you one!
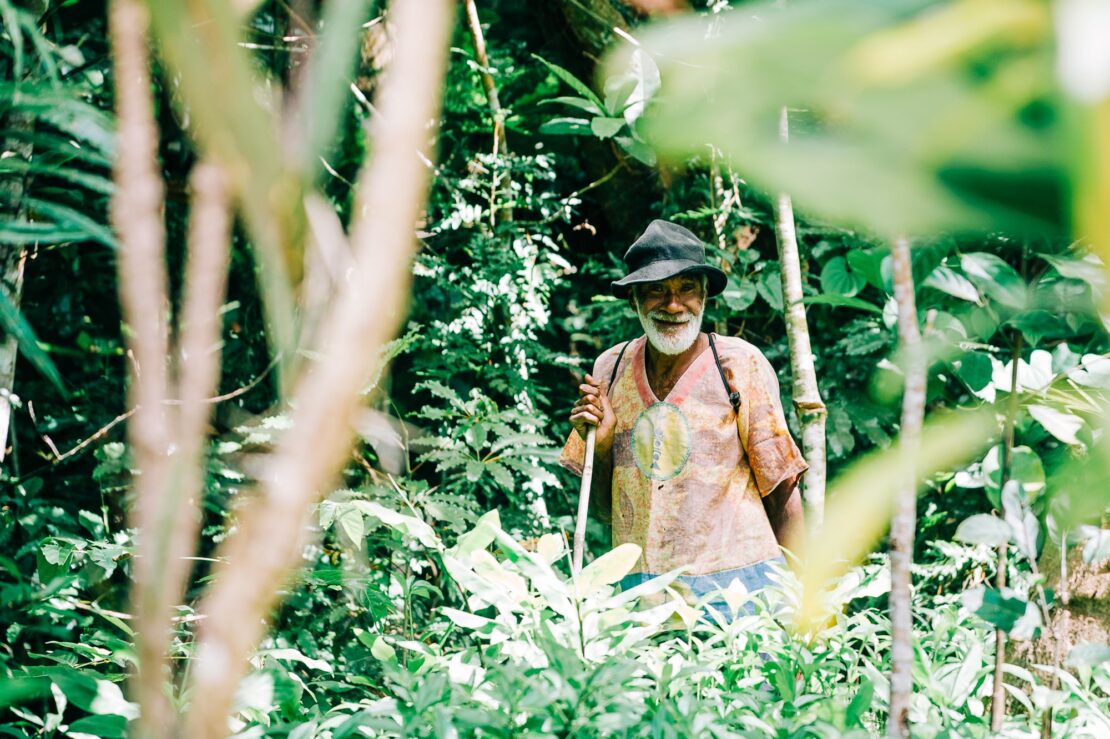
[611,260,727,298]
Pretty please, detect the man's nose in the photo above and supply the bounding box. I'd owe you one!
[664,293,684,311]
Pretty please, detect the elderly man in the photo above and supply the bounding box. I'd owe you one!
[560,219,808,613]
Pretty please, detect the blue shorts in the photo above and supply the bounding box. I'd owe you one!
[618,556,786,620]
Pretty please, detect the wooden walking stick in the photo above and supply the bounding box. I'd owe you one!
[572,425,597,576]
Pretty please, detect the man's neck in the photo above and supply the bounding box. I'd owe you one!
[644,331,709,381]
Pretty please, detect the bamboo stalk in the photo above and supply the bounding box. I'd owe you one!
[773,107,827,530]
[888,235,925,737]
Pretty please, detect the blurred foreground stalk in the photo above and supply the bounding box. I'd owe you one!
[182,0,455,734]
[108,0,455,734]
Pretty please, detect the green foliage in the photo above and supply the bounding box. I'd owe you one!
[3,1,1110,737]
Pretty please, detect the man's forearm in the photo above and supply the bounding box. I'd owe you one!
[767,479,804,549]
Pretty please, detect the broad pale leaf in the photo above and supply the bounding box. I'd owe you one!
[924,265,980,303]
[576,543,642,598]
[954,514,1012,547]
[1027,404,1083,445]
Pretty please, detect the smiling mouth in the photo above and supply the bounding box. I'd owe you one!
[652,316,690,327]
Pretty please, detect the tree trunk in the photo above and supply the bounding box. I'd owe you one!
[773,107,827,530]
[0,247,25,468]
[888,235,925,737]
[991,332,1022,730]
[0,111,34,468]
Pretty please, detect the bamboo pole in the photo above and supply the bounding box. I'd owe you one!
[888,235,925,737]
[773,107,827,529]
[572,426,596,575]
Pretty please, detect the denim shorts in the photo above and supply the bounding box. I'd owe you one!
[618,556,785,620]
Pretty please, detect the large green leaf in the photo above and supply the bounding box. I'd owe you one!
[819,256,864,297]
[962,585,1040,638]
[923,265,980,304]
[534,55,606,112]
[794,406,998,630]
[0,290,66,395]
[954,513,1011,547]
[960,252,1027,310]
[617,0,1066,240]
[802,294,883,314]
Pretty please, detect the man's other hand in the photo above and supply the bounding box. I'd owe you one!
[570,374,616,454]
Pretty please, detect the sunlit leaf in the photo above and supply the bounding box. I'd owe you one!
[792,407,997,632]
[954,514,1011,547]
[1027,404,1083,445]
[576,543,641,598]
[924,265,980,304]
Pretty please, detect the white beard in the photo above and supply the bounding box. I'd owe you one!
[635,299,704,356]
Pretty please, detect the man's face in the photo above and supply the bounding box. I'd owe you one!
[632,274,706,355]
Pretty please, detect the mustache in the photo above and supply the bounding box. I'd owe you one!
[646,309,695,324]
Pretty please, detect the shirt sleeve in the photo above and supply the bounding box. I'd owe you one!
[736,351,809,497]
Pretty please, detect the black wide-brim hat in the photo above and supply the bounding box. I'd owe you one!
[611,219,727,298]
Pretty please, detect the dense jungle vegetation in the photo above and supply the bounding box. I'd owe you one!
[1,0,1109,736]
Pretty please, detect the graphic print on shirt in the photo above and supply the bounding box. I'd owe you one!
[631,401,691,481]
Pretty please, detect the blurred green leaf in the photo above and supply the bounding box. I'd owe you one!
[962,585,1039,636]
[795,407,998,630]
[66,714,127,738]
[590,116,625,140]
[960,252,1027,310]
[956,351,993,391]
[146,0,300,387]
[623,0,1065,239]
[297,0,374,178]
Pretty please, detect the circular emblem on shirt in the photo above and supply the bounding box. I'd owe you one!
[632,402,691,481]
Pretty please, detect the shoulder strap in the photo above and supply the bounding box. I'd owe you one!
[708,333,742,412]
[606,341,632,397]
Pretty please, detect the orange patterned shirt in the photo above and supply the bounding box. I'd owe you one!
[560,335,808,576]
